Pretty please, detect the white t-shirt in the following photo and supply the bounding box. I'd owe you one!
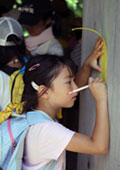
[31,39,64,57]
[25,27,64,57]
[23,121,75,170]
[0,71,10,111]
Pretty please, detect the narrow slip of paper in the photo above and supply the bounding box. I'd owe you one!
[72,27,107,82]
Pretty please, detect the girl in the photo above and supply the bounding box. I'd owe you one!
[22,54,109,170]
[0,17,28,111]
[18,0,64,57]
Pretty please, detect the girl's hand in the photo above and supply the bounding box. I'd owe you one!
[85,37,104,72]
[88,77,107,102]
[67,76,109,155]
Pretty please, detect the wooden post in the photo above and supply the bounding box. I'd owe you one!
[77,0,120,169]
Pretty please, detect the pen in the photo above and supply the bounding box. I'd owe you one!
[67,85,89,95]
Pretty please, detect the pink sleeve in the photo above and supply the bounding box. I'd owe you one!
[25,121,75,163]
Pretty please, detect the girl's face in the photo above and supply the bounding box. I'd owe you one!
[7,56,22,69]
[48,66,78,109]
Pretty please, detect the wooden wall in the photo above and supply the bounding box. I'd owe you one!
[77,0,120,169]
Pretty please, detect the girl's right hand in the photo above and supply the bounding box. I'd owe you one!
[88,77,107,102]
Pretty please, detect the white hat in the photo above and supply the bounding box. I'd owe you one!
[0,17,23,46]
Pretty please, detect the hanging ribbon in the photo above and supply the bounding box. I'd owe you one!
[72,27,107,82]
[0,102,24,124]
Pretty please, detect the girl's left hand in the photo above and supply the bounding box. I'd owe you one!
[85,37,104,72]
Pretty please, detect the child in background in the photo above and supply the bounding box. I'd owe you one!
[21,54,109,170]
[18,0,64,57]
[0,17,27,111]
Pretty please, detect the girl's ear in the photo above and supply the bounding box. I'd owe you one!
[38,85,48,99]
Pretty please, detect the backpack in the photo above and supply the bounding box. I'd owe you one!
[0,110,54,170]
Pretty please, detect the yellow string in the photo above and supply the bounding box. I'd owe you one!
[0,102,24,124]
[9,70,24,104]
[72,27,107,82]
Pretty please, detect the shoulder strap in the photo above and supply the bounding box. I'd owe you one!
[26,110,53,125]
[7,119,17,154]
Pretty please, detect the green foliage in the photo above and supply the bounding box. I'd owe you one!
[13,0,22,9]
[65,0,83,18]
[16,0,22,5]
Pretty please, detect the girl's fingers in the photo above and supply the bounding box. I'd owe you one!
[93,78,105,85]
[94,77,100,82]
[97,50,104,55]
[95,37,103,47]
[94,50,104,60]
[95,38,104,51]
[95,41,104,51]
[89,77,105,84]
[88,77,94,84]
[92,65,102,72]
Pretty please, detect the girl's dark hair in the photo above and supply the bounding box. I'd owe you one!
[40,11,53,21]
[36,11,53,28]
[0,35,26,69]
[22,54,78,112]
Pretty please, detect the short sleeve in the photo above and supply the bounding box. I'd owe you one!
[48,39,64,56]
[24,121,75,164]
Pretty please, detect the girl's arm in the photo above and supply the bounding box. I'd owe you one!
[75,37,104,87]
[66,77,109,154]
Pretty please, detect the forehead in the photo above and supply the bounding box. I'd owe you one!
[50,66,74,89]
[55,66,73,80]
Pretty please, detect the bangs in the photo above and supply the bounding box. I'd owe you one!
[49,59,78,84]
[49,62,65,83]
[60,57,78,77]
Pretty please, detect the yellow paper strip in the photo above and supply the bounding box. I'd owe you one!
[72,27,107,82]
